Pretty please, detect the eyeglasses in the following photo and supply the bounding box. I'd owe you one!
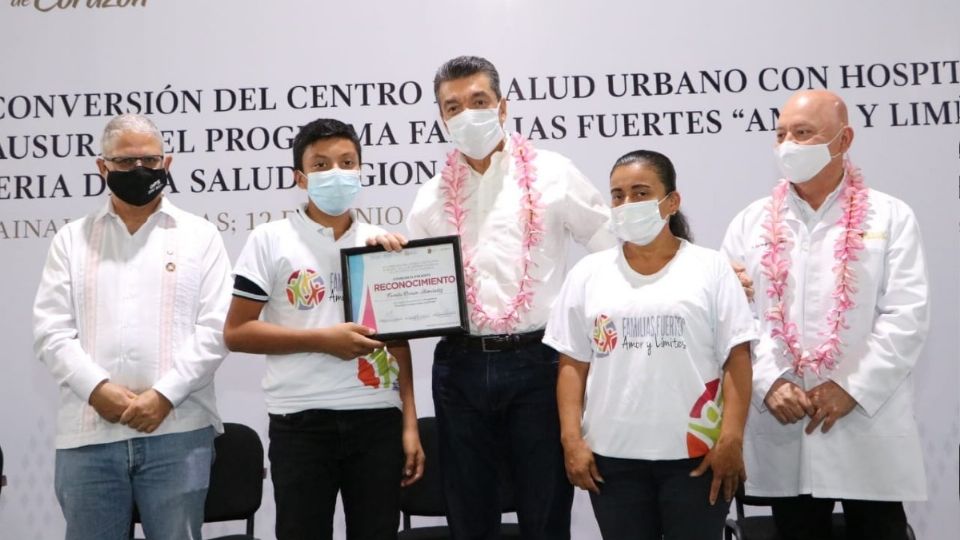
[103,155,164,170]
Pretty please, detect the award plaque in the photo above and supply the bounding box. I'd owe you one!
[340,235,469,341]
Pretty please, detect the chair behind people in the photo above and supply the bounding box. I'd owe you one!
[724,489,916,540]
[203,422,265,538]
[398,416,521,540]
[131,422,265,540]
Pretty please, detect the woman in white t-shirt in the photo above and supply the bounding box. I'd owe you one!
[545,150,756,539]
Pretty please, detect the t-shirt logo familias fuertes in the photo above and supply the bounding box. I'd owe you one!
[592,314,618,357]
[594,311,717,457]
[286,269,325,309]
[620,315,688,353]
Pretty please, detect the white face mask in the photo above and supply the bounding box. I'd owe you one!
[306,168,361,216]
[446,106,505,160]
[610,197,669,246]
[774,127,845,183]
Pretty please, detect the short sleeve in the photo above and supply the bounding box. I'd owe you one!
[233,275,269,302]
[233,227,275,297]
[543,261,593,363]
[712,255,758,366]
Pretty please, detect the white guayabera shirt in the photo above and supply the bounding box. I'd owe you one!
[33,197,232,449]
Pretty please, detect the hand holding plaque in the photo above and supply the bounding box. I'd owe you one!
[340,235,468,341]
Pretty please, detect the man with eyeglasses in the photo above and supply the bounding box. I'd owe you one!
[33,113,232,540]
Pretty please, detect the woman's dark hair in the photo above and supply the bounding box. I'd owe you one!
[610,150,693,242]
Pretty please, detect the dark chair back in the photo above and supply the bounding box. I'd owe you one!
[399,417,447,518]
[204,422,265,530]
[130,423,265,540]
[1,443,5,495]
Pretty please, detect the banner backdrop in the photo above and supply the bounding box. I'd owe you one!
[1,1,957,538]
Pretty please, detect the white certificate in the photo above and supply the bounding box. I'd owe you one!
[340,235,468,340]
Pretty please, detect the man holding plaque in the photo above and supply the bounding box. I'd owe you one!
[223,118,424,540]
[406,56,615,539]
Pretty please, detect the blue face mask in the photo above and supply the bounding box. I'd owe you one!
[306,169,361,216]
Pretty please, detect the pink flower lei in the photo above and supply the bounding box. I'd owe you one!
[440,133,545,333]
[760,160,870,376]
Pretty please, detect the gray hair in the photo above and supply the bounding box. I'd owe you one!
[100,114,163,156]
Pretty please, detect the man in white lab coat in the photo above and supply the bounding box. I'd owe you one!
[721,90,929,540]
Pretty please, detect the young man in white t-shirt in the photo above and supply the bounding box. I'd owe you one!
[224,119,424,540]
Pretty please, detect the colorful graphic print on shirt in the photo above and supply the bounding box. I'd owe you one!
[686,378,722,458]
[358,348,400,390]
[286,269,325,309]
[591,314,618,357]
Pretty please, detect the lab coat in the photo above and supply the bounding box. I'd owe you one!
[721,184,929,501]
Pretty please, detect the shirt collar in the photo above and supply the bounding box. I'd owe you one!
[786,172,846,225]
[462,133,513,177]
[96,195,179,224]
[292,205,358,240]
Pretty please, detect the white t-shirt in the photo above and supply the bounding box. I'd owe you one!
[233,209,401,414]
[544,240,757,460]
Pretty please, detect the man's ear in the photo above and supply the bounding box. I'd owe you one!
[839,126,854,154]
[295,170,309,190]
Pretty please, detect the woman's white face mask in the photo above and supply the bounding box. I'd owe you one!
[610,196,669,245]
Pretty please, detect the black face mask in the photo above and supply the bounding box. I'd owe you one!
[106,167,167,206]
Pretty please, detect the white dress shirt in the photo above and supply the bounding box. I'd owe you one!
[721,182,930,500]
[408,135,615,335]
[33,197,232,449]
